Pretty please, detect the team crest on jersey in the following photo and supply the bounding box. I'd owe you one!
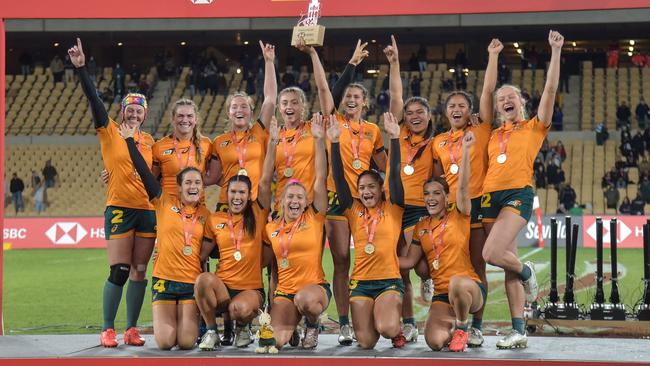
[162,149,174,156]
[343,123,349,129]
[216,223,225,229]
[438,140,447,148]
[507,200,522,208]
[220,141,230,148]
[418,229,428,236]
[271,230,279,238]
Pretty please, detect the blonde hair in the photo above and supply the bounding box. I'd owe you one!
[172,98,204,165]
[226,92,256,125]
[278,87,309,120]
[495,84,528,122]
[278,180,308,220]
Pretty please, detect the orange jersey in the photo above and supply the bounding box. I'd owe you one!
[204,202,268,290]
[212,121,269,202]
[412,209,479,295]
[431,122,491,201]
[151,193,210,284]
[152,135,213,198]
[263,207,327,294]
[326,113,384,198]
[98,119,155,210]
[344,201,403,281]
[274,121,316,210]
[482,116,549,193]
[384,126,436,206]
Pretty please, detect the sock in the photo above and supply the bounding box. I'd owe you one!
[455,319,469,331]
[125,279,147,329]
[224,319,234,332]
[305,316,319,329]
[519,264,532,281]
[207,324,218,331]
[512,317,525,335]
[102,280,124,331]
[471,317,483,330]
[403,317,416,326]
[339,315,350,326]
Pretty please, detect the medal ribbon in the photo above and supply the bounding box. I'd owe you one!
[350,119,366,163]
[362,203,383,246]
[180,205,199,252]
[427,213,449,264]
[498,125,514,157]
[282,123,304,172]
[278,215,303,259]
[230,129,250,170]
[173,136,196,170]
[446,131,462,166]
[406,133,431,166]
[227,211,245,254]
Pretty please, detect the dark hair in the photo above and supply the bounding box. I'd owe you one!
[356,169,386,202]
[176,167,203,186]
[444,90,474,112]
[403,96,434,138]
[424,175,450,195]
[226,175,256,238]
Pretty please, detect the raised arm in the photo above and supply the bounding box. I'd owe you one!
[479,39,503,125]
[327,115,353,209]
[384,112,404,207]
[119,124,160,200]
[538,30,564,126]
[258,116,280,210]
[258,41,277,128]
[311,114,329,213]
[332,40,368,110]
[68,38,108,128]
[384,35,404,120]
[296,38,334,116]
[456,131,474,215]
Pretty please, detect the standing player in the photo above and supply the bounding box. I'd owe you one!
[430,39,503,347]
[205,41,277,210]
[299,38,387,345]
[263,114,330,350]
[481,31,563,349]
[329,112,405,349]
[401,132,485,353]
[120,124,211,350]
[70,38,155,348]
[383,35,437,343]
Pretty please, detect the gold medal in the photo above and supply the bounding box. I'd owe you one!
[449,163,459,175]
[284,167,294,178]
[237,168,248,176]
[183,246,193,256]
[403,165,415,176]
[364,243,375,254]
[497,153,507,164]
[280,257,289,269]
[352,159,362,170]
[432,259,440,270]
[233,250,242,261]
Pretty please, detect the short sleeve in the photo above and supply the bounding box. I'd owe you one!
[204,215,215,241]
[262,224,271,245]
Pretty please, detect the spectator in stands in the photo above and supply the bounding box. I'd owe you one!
[298,74,311,94]
[376,89,389,117]
[554,141,567,162]
[595,122,609,145]
[42,160,57,189]
[217,72,227,97]
[632,130,646,159]
[408,52,418,72]
[64,55,75,84]
[639,156,650,177]
[616,168,630,188]
[602,168,616,188]
[632,193,646,215]
[163,52,175,79]
[605,184,620,211]
[607,44,619,68]
[30,170,39,188]
[559,57,569,93]
[4,179,9,209]
[497,61,510,86]
[410,74,421,97]
[281,69,296,88]
[113,63,126,101]
[9,173,24,215]
[538,138,550,161]
[619,196,632,215]
[138,75,149,98]
[87,56,97,83]
[32,176,46,214]
[636,98,649,129]
[559,183,577,210]
[552,105,563,131]
[534,158,546,188]
[454,48,467,70]
[417,45,427,72]
[19,51,32,76]
[616,101,632,128]
[621,140,636,166]
[454,69,467,90]
[204,60,218,95]
[640,175,650,203]
[632,52,646,68]
[50,55,64,83]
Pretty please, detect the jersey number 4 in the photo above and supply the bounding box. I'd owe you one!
[153,279,166,293]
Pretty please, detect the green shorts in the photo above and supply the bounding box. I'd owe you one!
[402,205,429,232]
[448,198,483,229]
[104,206,156,240]
[227,286,266,304]
[432,281,487,304]
[273,283,332,303]
[480,187,534,222]
[151,277,195,305]
[326,191,346,220]
[349,278,405,301]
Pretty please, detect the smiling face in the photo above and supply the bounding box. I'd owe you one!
[173,104,197,138]
[228,95,253,130]
[227,180,251,214]
[496,86,524,123]
[423,180,448,217]
[178,170,203,206]
[282,184,308,221]
[357,173,383,209]
[445,94,471,130]
[404,101,431,136]
[122,104,146,128]
[342,86,366,120]
[279,90,304,127]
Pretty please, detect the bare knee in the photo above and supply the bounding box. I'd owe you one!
[129,264,147,281]
[425,332,449,351]
[194,273,214,293]
[376,320,400,339]
[177,337,196,350]
[356,333,378,349]
[229,301,254,322]
[155,334,176,351]
[295,293,322,316]
[482,245,500,266]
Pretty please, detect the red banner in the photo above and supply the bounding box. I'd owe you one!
[3,217,106,249]
[1,0,649,19]
[582,215,648,249]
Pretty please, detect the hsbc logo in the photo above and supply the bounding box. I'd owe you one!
[45,222,88,245]
[191,0,213,4]
[586,219,632,244]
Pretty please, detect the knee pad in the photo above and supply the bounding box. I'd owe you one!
[108,263,131,286]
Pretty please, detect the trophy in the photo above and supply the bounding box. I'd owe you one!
[290,0,326,47]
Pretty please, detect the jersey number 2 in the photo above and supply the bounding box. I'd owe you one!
[111,209,124,224]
